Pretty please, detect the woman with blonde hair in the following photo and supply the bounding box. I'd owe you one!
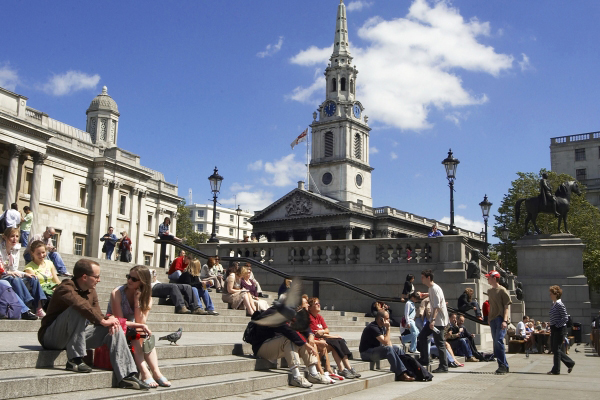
[239,265,269,311]
[178,259,219,315]
[222,262,256,315]
[23,240,61,312]
[108,265,171,388]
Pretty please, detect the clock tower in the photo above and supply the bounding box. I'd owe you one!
[309,0,373,207]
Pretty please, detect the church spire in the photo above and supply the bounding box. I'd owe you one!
[332,0,351,59]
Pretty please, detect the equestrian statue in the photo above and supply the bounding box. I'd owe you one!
[515,174,581,235]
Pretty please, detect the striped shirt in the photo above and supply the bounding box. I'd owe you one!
[549,299,568,328]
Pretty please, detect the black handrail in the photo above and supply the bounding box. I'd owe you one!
[155,238,487,325]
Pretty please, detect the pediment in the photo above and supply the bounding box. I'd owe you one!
[250,189,351,223]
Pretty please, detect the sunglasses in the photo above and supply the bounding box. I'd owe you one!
[126,274,140,282]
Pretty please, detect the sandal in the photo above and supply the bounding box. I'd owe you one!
[143,378,159,388]
[156,376,171,387]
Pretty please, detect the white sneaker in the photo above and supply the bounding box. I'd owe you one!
[323,372,336,384]
[307,373,332,384]
[290,375,313,388]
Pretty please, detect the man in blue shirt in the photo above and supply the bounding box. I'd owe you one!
[100,227,118,260]
[428,225,443,238]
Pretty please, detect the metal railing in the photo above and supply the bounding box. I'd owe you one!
[155,238,486,325]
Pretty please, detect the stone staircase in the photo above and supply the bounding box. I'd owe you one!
[0,255,409,400]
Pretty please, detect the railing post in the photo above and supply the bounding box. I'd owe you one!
[159,241,167,269]
[312,280,319,298]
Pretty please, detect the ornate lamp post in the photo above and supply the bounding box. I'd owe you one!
[442,149,460,235]
[208,167,223,243]
[501,223,510,271]
[236,205,242,243]
[479,194,492,256]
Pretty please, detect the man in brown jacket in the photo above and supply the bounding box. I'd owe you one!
[39,259,149,390]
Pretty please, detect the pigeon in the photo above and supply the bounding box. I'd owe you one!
[159,327,183,345]
[254,277,302,327]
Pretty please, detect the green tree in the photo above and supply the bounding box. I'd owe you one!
[494,169,600,289]
[176,200,209,247]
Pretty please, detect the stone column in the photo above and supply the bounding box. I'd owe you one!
[109,181,121,231]
[359,229,366,239]
[268,231,277,242]
[155,207,166,267]
[129,188,140,264]
[4,144,24,210]
[344,226,353,240]
[91,178,110,257]
[287,230,294,241]
[29,152,47,235]
[305,229,313,241]
[136,190,147,264]
[325,228,332,240]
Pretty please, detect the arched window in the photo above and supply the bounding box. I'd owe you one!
[324,131,334,157]
[340,77,346,91]
[354,133,361,159]
[331,78,337,92]
[350,79,355,94]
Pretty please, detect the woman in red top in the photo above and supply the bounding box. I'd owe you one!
[118,231,132,263]
[308,297,360,379]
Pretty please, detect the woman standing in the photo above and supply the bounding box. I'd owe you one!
[118,231,132,263]
[23,240,61,312]
[0,228,42,319]
[221,263,256,315]
[401,274,415,301]
[547,285,575,375]
[402,291,421,353]
[108,265,171,388]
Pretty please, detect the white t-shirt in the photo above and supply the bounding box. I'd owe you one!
[516,321,526,337]
[428,282,448,326]
[2,209,21,228]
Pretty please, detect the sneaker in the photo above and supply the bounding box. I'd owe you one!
[432,367,448,373]
[349,367,361,378]
[21,310,38,320]
[206,310,219,315]
[340,369,356,379]
[118,375,150,390]
[176,306,191,314]
[192,308,207,315]
[495,365,509,375]
[290,375,313,388]
[307,373,331,384]
[66,359,92,373]
[323,372,336,384]
[328,372,344,381]
[466,357,479,362]
[58,272,73,277]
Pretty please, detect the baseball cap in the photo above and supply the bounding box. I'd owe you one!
[485,270,501,278]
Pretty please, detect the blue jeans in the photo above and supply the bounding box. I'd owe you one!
[168,270,182,281]
[0,280,29,313]
[430,344,455,363]
[403,320,419,352]
[360,345,407,374]
[449,338,473,358]
[191,286,215,311]
[20,231,30,247]
[489,316,508,368]
[47,252,67,274]
[106,247,114,260]
[1,275,46,310]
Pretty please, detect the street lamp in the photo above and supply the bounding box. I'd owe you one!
[208,166,223,243]
[479,194,492,256]
[501,223,510,271]
[442,149,460,235]
[236,204,242,243]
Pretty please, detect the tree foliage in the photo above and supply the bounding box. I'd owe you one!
[495,169,600,289]
[176,200,209,247]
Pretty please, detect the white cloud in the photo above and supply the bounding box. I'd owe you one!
[370,146,379,154]
[390,151,398,160]
[518,53,532,72]
[257,36,284,58]
[230,182,253,192]
[289,0,514,130]
[42,70,100,96]
[347,1,374,12]
[440,215,484,233]
[287,75,322,103]
[247,160,264,171]
[457,204,467,209]
[263,154,306,187]
[0,63,19,91]
[220,190,275,213]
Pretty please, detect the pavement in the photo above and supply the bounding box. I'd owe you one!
[337,343,600,400]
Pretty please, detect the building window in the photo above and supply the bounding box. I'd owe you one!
[230,215,234,222]
[24,171,33,195]
[147,214,153,232]
[340,77,346,91]
[229,228,234,236]
[575,148,586,161]
[190,210,193,219]
[243,218,248,225]
[324,131,334,157]
[350,79,355,94]
[197,224,204,232]
[215,225,219,233]
[79,186,87,208]
[73,236,85,256]
[215,212,220,220]
[119,194,127,215]
[331,78,337,92]
[354,133,362,159]
[243,230,247,236]
[197,210,204,218]
[51,229,61,250]
[53,179,62,202]
[144,253,153,266]
[576,168,587,181]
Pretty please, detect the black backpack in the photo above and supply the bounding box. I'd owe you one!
[0,211,7,233]
[399,354,433,381]
[0,285,22,319]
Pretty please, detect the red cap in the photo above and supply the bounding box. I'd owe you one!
[485,270,501,278]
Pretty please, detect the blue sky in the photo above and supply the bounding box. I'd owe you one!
[3,0,600,242]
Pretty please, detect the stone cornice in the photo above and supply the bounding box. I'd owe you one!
[309,158,374,172]
[46,145,94,166]
[0,113,53,141]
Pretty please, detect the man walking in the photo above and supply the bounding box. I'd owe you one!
[20,206,32,247]
[39,259,149,390]
[24,226,72,276]
[100,227,118,260]
[417,269,449,373]
[486,270,511,374]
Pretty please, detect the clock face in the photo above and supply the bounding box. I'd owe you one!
[322,172,333,185]
[353,104,361,118]
[355,174,363,187]
[324,101,337,117]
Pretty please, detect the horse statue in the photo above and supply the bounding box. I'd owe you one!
[515,181,581,235]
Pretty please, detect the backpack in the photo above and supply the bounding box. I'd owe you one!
[0,211,7,233]
[243,321,258,345]
[0,284,23,319]
[399,354,433,381]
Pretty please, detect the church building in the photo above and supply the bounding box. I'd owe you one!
[0,85,181,266]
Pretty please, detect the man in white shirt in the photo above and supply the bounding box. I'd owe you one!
[1,203,23,228]
[416,269,449,373]
[516,316,529,339]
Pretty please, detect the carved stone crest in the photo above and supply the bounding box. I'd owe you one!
[285,194,312,217]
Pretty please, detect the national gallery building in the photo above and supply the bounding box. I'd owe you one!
[0,85,181,266]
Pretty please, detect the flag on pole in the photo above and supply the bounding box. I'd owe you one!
[290,128,308,149]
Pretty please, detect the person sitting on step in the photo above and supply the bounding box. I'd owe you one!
[444,313,479,362]
[200,257,224,292]
[222,262,256,316]
[167,251,190,282]
[240,265,269,311]
[39,259,149,390]
[308,296,360,379]
[158,217,182,242]
[177,260,219,315]
[23,240,62,313]
[149,269,207,315]
[457,288,482,320]
[457,314,485,358]
[108,265,172,388]
[0,228,45,319]
[24,226,72,277]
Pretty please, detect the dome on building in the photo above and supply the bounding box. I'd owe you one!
[86,86,120,115]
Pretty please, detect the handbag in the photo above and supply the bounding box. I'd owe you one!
[142,335,156,354]
[101,242,107,253]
